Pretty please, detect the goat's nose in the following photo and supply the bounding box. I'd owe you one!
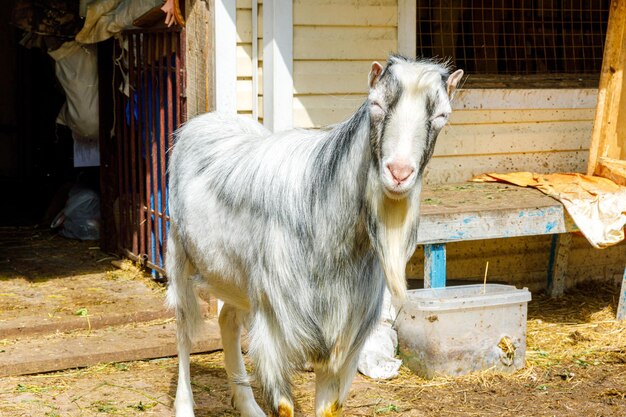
[386,160,415,184]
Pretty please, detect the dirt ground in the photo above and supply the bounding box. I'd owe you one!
[1,228,625,416]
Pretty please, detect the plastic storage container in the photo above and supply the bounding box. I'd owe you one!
[396,284,532,378]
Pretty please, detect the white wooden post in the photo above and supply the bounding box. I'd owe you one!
[398,0,416,58]
[263,0,293,132]
[215,0,237,114]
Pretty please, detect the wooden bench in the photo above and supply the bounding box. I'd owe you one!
[416,182,625,319]
[413,2,626,319]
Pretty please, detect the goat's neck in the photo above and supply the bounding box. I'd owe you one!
[311,104,373,255]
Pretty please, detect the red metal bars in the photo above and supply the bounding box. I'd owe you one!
[113,27,185,278]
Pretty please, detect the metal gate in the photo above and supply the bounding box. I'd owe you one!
[112,27,186,278]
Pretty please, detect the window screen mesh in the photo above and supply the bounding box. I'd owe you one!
[417,1,610,79]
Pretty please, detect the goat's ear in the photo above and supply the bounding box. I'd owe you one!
[446,69,464,97]
[368,62,383,88]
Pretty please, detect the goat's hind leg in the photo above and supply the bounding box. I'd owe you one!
[219,304,266,417]
[166,227,202,417]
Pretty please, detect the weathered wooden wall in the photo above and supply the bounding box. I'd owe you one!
[407,236,626,292]
[426,88,597,184]
[185,0,215,117]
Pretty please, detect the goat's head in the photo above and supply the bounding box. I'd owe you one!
[365,55,463,300]
[367,55,463,200]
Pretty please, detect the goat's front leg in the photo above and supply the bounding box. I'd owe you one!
[219,304,266,417]
[249,313,295,417]
[314,354,360,417]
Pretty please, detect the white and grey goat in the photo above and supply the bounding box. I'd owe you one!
[166,55,463,417]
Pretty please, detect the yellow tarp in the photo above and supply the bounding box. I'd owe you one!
[472,172,626,249]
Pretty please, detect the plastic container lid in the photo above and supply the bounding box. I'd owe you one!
[404,284,532,311]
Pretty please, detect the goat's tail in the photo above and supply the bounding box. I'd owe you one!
[165,225,203,343]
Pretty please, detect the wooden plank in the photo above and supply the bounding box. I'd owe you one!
[595,157,626,186]
[237,78,254,111]
[449,108,596,125]
[237,41,263,71]
[588,0,626,175]
[0,308,173,340]
[454,89,598,111]
[452,122,591,150]
[236,8,252,43]
[417,205,569,244]
[185,0,215,115]
[410,248,555,282]
[294,60,378,95]
[295,97,594,134]
[424,244,446,288]
[417,183,577,244]
[293,94,364,127]
[294,1,397,26]
[237,44,253,76]
[294,26,397,60]
[436,121,592,156]
[236,77,262,111]
[424,151,590,185]
[0,320,222,377]
[547,233,572,297]
[618,267,626,320]
[293,84,596,119]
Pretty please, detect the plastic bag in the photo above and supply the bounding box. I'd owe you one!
[357,289,402,379]
[48,41,99,140]
[51,185,101,240]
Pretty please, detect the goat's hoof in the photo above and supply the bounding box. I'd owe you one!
[233,396,266,417]
[174,400,195,417]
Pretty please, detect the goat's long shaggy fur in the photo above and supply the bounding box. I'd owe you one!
[166,55,463,417]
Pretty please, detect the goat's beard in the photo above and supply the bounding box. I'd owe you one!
[365,176,421,301]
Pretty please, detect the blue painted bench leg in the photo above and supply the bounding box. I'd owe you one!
[618,267,626,321]
[547,233,572,297]
[424,243,446,288]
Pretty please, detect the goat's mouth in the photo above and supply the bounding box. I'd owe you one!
[382,184,412,200]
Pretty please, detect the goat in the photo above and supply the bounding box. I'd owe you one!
[166,55,463,417]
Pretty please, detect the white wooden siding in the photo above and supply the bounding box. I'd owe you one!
[425,89,598,184]
[292,0,397,128]
[236,0,263,119]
